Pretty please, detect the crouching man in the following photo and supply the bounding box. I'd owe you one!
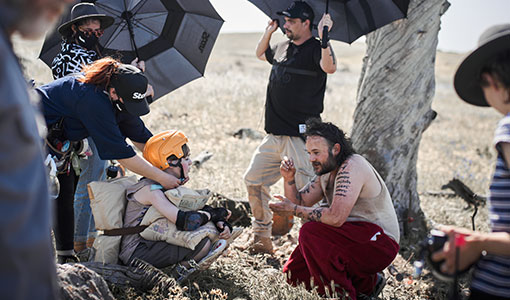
[269,119,400,299]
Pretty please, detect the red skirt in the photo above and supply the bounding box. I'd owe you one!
[283,221,399,299]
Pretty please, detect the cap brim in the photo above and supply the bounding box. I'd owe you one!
[58,14,115,36]
[454,35,510,107]
[122,98,150,116]
[276,11,292,18]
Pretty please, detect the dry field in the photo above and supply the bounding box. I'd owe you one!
[12,31,501,299]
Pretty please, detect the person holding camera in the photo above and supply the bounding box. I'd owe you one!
[431,24,510,300]
[38,57,181,263]
[269,118,400,299]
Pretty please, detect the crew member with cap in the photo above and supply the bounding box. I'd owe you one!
[243,0,337,253]
[37,57,180,263]
[432,24,510,300]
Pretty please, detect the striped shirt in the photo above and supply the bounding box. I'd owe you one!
[470,114,510,297]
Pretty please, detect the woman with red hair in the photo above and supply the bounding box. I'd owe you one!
[37,57,182,263]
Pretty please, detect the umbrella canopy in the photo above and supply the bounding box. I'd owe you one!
[248,0,409,44]
[40,0,223,101]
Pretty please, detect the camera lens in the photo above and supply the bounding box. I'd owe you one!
[106,165,119,179]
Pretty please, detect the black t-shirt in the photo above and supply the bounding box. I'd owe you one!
[264,37,327,136]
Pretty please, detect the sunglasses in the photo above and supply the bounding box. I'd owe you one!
[79,27,104,38]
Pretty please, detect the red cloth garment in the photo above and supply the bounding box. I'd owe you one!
[283,221,399,299]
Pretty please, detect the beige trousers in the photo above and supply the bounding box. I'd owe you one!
[243,134,314,238]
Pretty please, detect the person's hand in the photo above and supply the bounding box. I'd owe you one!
[269,194,295,214]
[158,172,182,189]
[318,13,333,39]
[130,57,146,72]
[216,221,232,239]
[430,225,483,274]
[280,156,296,181]
[145,84,155,98]
[266,19,278,34]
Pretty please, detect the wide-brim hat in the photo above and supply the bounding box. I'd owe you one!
[454,24,510,106]
[58,3,115,37]
[110,64,150,117]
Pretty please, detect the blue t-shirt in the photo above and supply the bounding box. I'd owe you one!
[37,76,150,160]
[470,114,510,297]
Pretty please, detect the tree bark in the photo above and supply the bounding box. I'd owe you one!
[351,0,450,243]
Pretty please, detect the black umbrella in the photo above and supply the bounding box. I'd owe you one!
[248,0,409,44]
[40,0,224,101]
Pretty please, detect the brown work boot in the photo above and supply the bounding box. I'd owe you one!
[241,235,273,254]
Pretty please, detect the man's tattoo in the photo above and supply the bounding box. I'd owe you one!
[308,208,323,222]
[334,162,351,197]
[296,192,303,205]
[296,211,305,219]
[293,204,298,216]
[288,179,296,186]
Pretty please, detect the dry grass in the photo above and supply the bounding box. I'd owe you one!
[12,32,501,299]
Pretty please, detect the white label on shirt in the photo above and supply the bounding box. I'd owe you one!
[299,124,306,134]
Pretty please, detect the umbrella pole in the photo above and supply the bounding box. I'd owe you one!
[321,0,330,48]
[122,10,140,59]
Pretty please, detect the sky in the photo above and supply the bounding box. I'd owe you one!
[209,0,510,53]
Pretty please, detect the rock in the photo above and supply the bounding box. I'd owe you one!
[56,263,115,300]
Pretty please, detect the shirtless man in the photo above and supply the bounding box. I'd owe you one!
[270,118,400,299]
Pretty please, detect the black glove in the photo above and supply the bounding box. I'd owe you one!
[215,219,233,234]
[201,205,229,223]
[176,210,209,231]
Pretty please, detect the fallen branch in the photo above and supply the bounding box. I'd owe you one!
[192,151,213,168]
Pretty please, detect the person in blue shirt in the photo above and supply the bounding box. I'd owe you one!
[432,24,510,300]
[37,56,183,263]
[0,0,73,298]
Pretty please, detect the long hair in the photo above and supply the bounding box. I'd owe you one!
[304,118,356,166]
[77,57,119,89]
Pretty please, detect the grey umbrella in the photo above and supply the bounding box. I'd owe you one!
[248,0,409,44]
[94,0,224,101]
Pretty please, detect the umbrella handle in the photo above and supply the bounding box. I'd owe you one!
[321,26,329,48]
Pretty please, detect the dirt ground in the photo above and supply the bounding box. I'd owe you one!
[12,30,499,299]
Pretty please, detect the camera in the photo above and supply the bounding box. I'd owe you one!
[423,229,454,282]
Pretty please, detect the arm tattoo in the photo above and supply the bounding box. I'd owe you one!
[334,163,351,197]
[288,179,296,186]
[308,208,323,222]
[296,192,303,205]
[293,204,298,216]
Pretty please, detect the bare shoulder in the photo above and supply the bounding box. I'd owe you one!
[341,154,371,173]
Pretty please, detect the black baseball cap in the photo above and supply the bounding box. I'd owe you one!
[277,1,314,23]
[110,64,150,116]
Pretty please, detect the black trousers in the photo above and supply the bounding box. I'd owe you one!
[53,171,79,251]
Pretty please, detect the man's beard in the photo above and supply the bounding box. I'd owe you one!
[285,30,297,41]
[312,153,337,176]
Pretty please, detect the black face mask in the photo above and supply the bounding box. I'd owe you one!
[76,30,98,50]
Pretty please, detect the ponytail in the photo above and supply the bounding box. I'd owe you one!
[78,57,119,89]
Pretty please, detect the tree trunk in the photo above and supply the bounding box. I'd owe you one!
[351,0,450,244]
